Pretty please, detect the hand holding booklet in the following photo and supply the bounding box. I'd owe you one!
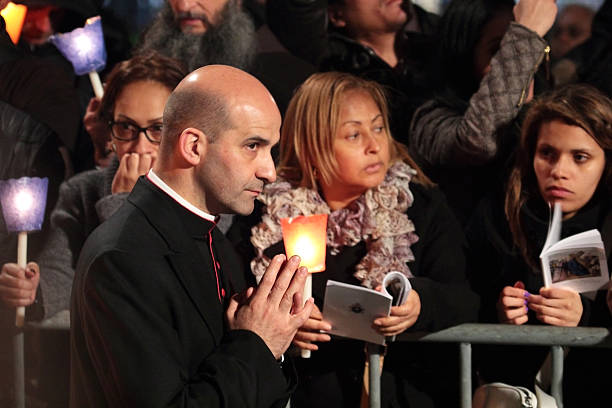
[540,202,609,292]
[322,271,411,345]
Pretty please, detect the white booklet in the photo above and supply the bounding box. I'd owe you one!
[322,271,411,345]
[540,203,609,292]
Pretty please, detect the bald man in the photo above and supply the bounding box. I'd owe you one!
[70,65,314,408]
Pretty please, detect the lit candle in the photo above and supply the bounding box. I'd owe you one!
[280,214,328,358]
[49,16,106,98]
[0,2,27,44]
[0,177,48,327]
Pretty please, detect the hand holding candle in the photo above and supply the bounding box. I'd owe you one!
[0,177,48,327]
[280,214,328,357]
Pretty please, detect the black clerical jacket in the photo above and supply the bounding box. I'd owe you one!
[70,177,294,407]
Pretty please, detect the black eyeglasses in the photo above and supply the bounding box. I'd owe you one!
[109,120,163,144]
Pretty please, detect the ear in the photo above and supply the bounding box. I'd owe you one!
[177,127,208,166]
[328,5,347,28]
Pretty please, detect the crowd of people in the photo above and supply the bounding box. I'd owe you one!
[0,0,610,407]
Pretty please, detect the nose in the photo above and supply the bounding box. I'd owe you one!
[366,132,381,154]
[256,151,277,184]
[131,132,156,155]
[550,155,571,180]
[172,0,193,12]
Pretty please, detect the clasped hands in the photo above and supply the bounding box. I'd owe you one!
[497,281,583,327]
[293,287,421,351]
[226,254,314,360]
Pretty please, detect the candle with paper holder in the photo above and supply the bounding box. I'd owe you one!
[49,16,106,98]
[0,2,27,44]
[0,177,48,327]
[280,213,328,358]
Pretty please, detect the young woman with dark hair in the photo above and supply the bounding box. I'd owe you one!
[467,84,612,403]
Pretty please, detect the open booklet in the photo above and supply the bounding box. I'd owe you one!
[540,202,609,292]
[322,271,411,345]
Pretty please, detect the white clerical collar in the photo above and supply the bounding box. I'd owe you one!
[146,169,216,223]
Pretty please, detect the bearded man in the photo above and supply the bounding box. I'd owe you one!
[138,0,256,72]
[137,0,314,112]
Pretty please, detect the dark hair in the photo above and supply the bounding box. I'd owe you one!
[435,0,514,104]
[98,51,186,123]
[505,83,612,268]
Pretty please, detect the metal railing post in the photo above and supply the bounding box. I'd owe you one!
[550,345,564,407]
[13,329,25,408]
[367,343,381,408]
[459,342,472,408]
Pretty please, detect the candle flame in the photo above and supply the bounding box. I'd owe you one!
[74,33,93,55]
[293,235,317,263]
[14,190,33,213]
[280,214,328,273]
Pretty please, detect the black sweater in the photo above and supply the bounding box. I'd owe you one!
[228,182,479,407]
[466,191,612,396]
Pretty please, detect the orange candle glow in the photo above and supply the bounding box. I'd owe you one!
[280,214,328,273]
[281,214,327,358]
[1,3,27,44]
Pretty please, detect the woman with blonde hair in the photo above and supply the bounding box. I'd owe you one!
[467,83,612,404]
[228,71,478,407]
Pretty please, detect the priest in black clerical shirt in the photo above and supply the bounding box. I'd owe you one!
[70,64,314,408]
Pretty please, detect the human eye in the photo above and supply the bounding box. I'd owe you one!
[112,121,137,139]
[114,121,132,131]
[147,123,163,136]
[346,131,359,140]
[536,146,555,160]
[574,152,590,163]
[148,123,163,133]
[245,141,260,151]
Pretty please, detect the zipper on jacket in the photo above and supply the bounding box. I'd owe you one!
[517,45,550,107]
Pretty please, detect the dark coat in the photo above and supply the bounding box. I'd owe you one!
[229,182,479,407]
[70,177,295,408]
[466,191,612,393]
[265,0,439,144]
[408,23,549,225]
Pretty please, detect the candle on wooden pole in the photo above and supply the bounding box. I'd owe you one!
[49,16,106,98]
[280,214,328,358]
[0,177,49,326]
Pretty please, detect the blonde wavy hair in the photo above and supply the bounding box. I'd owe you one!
[277,71,431,189]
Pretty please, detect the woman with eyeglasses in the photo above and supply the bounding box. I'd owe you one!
[0,52,186,320]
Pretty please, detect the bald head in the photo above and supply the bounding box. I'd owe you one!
[160,65,278,157]
[154,65,281,216]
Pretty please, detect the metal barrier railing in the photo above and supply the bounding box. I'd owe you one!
[14,316,612,408]
[397,323,612,408]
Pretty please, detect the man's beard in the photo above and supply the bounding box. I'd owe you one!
[137,0,257,72]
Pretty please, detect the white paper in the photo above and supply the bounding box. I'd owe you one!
[540,203,609,292]
[322,272,412,345]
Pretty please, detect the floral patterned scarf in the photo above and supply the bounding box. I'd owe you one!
[250,161,420,288]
